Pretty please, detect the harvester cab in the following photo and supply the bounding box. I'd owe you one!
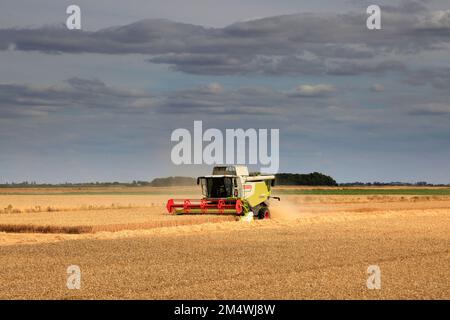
[166,165,279,220]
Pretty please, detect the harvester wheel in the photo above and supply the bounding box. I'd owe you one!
[258,207,270,220]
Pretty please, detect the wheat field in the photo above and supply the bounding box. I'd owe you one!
[0,187,449,299]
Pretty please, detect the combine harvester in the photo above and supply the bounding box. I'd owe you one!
[166,165,280,220]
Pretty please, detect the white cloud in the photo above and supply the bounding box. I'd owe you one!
[290,84,336,97]
[204,82,224,94]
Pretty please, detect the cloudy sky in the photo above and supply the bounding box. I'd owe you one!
[1,0,450,183]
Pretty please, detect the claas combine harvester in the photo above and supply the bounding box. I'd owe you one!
[166,165,280,220]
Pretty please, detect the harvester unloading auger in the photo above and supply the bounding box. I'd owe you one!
[166,165,280,220]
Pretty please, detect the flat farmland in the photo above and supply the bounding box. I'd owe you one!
[0,186,449,299]
[0,192,235,234]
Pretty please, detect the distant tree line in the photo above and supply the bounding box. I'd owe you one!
[1,176,449,188]
[0,179,195,188]
[275,172,338,186]
[0,181,152,188]
[148,176,196,187]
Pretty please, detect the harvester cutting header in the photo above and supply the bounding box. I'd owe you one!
[166,165,280,220]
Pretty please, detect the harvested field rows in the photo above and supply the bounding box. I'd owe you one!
[0,187,449,299]
[0,193,238,233]
[0,194,168,213]
[2,193,450,234]
[0,209,449,299]
[0,207,235,234]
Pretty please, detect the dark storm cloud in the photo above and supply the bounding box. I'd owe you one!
[148,54,406,76]
[408,103,450,116]
[0,19,207,54]
[327,60,407,76]
[0,1,449,75]
[0,78,339,119]
[404,67,450,90]
[0,77,154,118]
